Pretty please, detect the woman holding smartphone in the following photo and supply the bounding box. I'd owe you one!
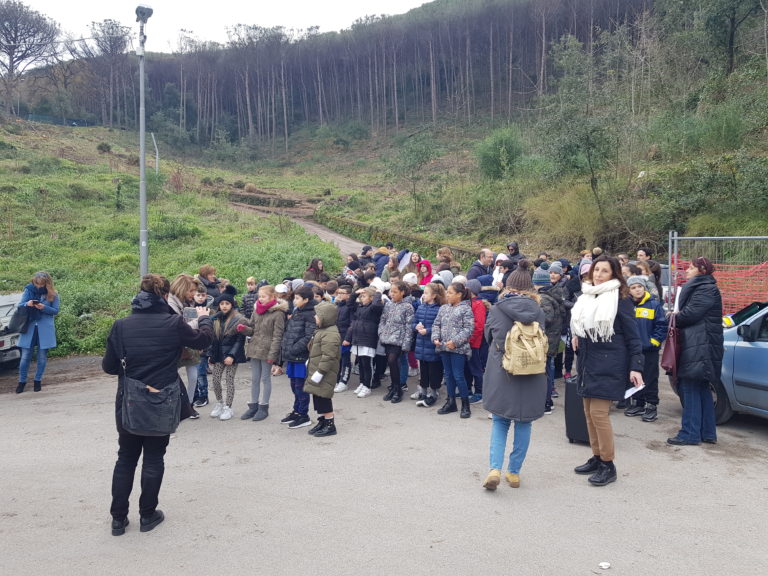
[16,271,60,393]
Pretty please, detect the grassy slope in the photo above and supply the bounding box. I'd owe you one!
[0,121,343,355]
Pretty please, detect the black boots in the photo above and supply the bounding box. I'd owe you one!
[574,455,601,475]
[240,402,259,420]
[588,460,617,486]
[16,382,25,394]
[390,389,403,404]
[312,418,337,437]
[460,397,471,418]
[33,380,41,392]
[383,386,395,401]
[17,381,42,393]
[139,510,165,532]
[437,397,457,414]
[111,517,129,536]
[307,416,326,435]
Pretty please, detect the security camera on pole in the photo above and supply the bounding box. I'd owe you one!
[136,5,153,276]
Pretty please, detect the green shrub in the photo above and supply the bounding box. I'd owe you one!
[201,176,213,186]
[233,180,246,189]
[97,142,112,154]
[475,127,524,180]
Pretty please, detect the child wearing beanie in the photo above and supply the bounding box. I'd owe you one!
[208,293,247,421]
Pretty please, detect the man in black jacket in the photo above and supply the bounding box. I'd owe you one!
[103,274,213,536]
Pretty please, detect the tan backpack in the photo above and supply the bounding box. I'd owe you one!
[502,321,547,375]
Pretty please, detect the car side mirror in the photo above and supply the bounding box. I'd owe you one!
[737,324,757,342]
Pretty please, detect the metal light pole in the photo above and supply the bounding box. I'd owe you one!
[136,5,153,276]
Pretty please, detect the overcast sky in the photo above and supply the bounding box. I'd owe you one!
[31,0,430,52]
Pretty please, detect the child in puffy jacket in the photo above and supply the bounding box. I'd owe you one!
[207,293,247,421]
[412,282,446,406]
[625,276,668,422]
[377,281,415,404]
[432,282,476,419]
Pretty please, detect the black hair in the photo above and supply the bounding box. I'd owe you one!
[448,282,471,301]
[294,285,314,301]
[638,247,653,259]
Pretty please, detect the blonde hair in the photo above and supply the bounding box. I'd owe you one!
[170,273,201,300]
[246,276,256,284]
[258,284,276,298]
[32,271,57,302]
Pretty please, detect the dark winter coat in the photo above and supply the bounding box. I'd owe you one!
[242,300,288,363]
[200,276,221,299]
[378,298,415,351]
[344,293,384,348]
[538,286,564,356]
[466,260,493,281]
[373,250,390,277]
[280,299,317,364]
[412,301,441,362]
[208,309,248,364]
[575,297,644,401]
[335,299,353,339]
[304,302,341,398]
[632,292,667,352]
[483,294,547,421]
[102,291,213,429]
[675,274,724,384]
[241,290,258,319]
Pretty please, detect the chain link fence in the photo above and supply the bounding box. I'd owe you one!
[668,232,768,314]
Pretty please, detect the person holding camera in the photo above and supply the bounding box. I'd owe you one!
[16,271,60,393]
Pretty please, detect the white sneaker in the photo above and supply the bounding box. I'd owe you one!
[357,386,371,398]
[334,382,348,393]
[353,383,364,394]
[410,385,425,400]
[408,367,419,377]
[219,406,233,421]
[210,402,224,418]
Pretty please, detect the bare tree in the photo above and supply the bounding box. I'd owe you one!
[0,0,59,116]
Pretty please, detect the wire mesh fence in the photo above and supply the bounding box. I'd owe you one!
[668,232,768,314]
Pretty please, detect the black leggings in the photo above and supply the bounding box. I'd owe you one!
[384,344,402,390]
[313,395,334,414]
[419,359,443,390]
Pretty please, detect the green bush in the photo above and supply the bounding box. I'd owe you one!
[97,142,112,154]
[475,127,524,179]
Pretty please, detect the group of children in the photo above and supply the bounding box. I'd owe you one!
[183,244,669,436]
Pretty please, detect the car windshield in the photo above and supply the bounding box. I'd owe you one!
[728,302,768,327]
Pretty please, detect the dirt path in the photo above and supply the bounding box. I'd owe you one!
[293,217,363,259]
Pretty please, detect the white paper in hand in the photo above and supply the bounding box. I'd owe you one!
[625,384,645,399]
[311,371,323,384]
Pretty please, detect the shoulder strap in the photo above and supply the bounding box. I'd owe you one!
[118,321,128,374]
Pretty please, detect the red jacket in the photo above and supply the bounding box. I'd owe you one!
[469,297,487,349]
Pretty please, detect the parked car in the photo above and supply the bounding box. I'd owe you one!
[0,293,23,370]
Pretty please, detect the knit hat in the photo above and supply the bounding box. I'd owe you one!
[579,261,592,277]
[402,272,418,285]
[627,276,648,289]
[453,275,467,285]
[495,253,509,263]
[532,266,550,286]
[506,263,533,292]
[213,293,236,307]
[466,279,482,295]
[291,278,304,291]
[370,277,390,293]
[438,270,454,286]
[548,261,563,276]
[275,284,289,294]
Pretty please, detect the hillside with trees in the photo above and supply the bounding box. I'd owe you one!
[3,0,768,254]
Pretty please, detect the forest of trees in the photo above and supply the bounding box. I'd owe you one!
[3,0,764,152]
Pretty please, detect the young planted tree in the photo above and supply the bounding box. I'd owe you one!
[388,135,438,211]
[0,0,58,116]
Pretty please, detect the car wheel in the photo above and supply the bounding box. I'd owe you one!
[712,380,733,425]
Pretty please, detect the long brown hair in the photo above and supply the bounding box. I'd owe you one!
[32,271,57,302]
[588,255,629,298]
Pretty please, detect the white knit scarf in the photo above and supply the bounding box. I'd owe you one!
[570,278,621,342]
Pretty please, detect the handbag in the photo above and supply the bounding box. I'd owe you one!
[660,314,680,377]
[119,323,181,436]
[8,305,31,333]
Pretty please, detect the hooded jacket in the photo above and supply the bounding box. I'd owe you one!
[432,300,475,356]
[102,291,214,430]
[418,260,434,285]
[242,300,288,362]
[412,301,441,362]
[345,292,384,348]
[483,293,547,421]
[280,299,317,364]
[378,298,415,351]
[675,274,724,383]
[304,302,341,398]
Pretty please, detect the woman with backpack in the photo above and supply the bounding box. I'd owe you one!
[570,256,644,486]
[482,260,548,490]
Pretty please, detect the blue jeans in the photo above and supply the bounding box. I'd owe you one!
[19,328,48,382]
[400,353,409,386]
[677,379,717,443]
[490,415,532,474]
[441,352,469,398]
[194,356,209,401]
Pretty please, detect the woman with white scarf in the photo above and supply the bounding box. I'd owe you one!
[570,256,644,486]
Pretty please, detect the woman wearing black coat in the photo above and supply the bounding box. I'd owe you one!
[667,257,724,446]
[570,256,644,486]
[102,274,212,536]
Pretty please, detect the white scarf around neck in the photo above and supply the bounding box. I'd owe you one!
[570,278,621,341]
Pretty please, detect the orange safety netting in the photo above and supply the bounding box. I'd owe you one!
[672,261,768,315]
